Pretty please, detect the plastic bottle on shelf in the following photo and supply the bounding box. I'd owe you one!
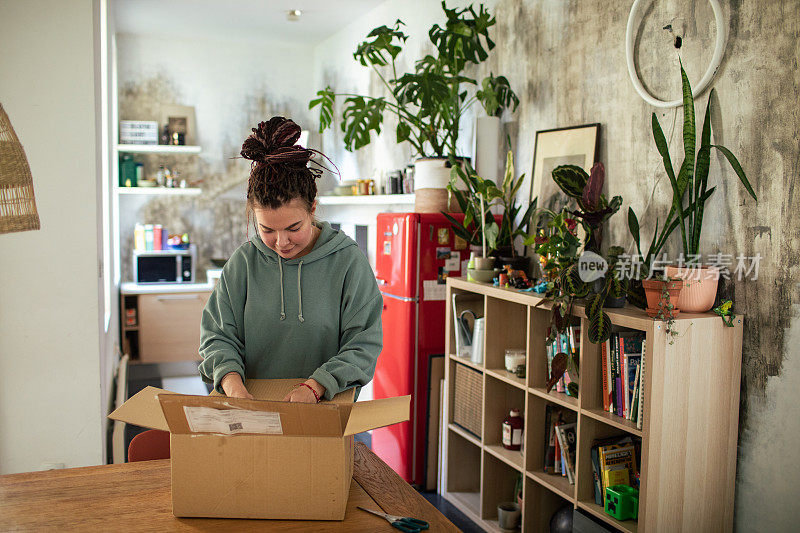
[502,409,524,451]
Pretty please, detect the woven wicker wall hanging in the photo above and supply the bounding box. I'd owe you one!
[0,103,41,234]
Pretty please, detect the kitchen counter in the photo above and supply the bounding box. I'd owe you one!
[120,281,214,295]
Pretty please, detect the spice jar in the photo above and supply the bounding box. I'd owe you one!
[502,409,524,451]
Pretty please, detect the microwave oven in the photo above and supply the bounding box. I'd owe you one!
[133,245,196,283]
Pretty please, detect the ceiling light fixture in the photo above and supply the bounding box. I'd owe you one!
[286,9,302,21]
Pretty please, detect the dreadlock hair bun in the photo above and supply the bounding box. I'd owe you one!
[241,116,320,211]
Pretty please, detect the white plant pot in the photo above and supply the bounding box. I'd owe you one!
[413,157,467,213]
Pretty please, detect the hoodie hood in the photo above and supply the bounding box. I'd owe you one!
[249,221,355,265]
[249,221,357,322]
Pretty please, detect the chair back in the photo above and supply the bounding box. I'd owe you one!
[128,429,171,462]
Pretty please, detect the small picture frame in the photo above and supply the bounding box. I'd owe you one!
[158,104,196,145]
[168,117,187,145]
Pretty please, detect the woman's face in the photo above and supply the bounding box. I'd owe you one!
[253,198,317,260]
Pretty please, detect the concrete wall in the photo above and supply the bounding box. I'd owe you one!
[115,32,317,281]
[312,0,800,529]
[0,0,103,474]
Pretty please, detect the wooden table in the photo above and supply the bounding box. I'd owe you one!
[0,443,457,532]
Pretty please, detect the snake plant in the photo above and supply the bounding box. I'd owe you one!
[628,61,757,271]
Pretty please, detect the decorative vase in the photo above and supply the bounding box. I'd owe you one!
[413,157,466,213]
[664,265,720,313]
[475,115,502,183]
[642,279,683,318]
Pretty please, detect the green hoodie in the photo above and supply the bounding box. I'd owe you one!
[198,222,382,400]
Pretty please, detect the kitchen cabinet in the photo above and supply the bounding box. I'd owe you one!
[120,283,212,363]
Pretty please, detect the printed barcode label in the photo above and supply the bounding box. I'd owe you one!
[183,406,282,435]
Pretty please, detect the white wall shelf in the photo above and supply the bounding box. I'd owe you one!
[117,144,201,154]
[317,194,415,205]
[117,187,202,196]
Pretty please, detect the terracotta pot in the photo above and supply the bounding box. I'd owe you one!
[641,279,683,318]
[664,265,720,312]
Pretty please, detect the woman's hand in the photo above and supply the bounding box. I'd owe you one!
[282,379,326,403]
[221,372,254,399]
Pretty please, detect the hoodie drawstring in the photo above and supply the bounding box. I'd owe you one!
[297,260,304,323]
[278,257,286,321]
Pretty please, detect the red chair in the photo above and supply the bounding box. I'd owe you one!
[128,429,171,462]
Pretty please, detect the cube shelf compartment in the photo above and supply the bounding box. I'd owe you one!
[440,277,743,532]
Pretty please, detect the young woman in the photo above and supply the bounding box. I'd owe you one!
[199,116,382,403]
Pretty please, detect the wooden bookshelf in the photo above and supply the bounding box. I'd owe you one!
[440,277,743,532]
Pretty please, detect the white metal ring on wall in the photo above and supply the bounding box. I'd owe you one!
[625,0,727,108]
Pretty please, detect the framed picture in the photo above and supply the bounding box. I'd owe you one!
[528,123,600,212]
[158,104,196,145]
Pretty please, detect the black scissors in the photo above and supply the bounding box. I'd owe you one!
[357,506,430,532]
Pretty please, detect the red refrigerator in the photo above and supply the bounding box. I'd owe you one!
[372,212,469,486]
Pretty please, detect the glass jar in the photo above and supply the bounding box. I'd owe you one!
[504,348,526,373]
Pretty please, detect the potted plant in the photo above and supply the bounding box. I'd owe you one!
[550,161,622,254]
[443,149,537,273]
[628,62,757,312]
[309,2,518,210]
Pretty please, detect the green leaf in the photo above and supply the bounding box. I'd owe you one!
[484,220,499,252]
[693,91,713,253]
[587,292,613,343]
[308,87,335,134]
[679,61,696,208]
[341,96,386,151]
[652,112,687,253]
[628,207,642,258]
[551,165,589,199]
[476,74,520,117]
[712,145,757,201]
[353,21,408,67]
[396,122,411,143]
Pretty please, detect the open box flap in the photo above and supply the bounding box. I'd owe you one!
[158,394,345,436]
[341,395,411,436]
[107,385,171,431]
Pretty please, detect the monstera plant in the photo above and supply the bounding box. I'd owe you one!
[309,1,518,159]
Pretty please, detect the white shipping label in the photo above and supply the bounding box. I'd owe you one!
[183,406,283,435]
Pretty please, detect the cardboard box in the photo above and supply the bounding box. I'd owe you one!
[109,379,409,520]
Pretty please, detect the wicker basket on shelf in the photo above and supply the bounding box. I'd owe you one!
[453,362,483,438]
[0,103,40,234]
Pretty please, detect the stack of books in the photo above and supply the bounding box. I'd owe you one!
[590,435,641,507]
[601,331,646,429]
[543,405,577,484]
[546,325,580,396]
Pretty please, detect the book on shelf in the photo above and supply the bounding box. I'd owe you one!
[629,363,641,422]
[603,331,646,420]
[592,435,639,506]
[601,339,611,412]
[637,339,647,429]
[548,326,581,396]
[555,422,577,484]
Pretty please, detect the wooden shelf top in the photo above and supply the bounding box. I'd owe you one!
[446,277,722,330]
[484,444,524,472]
[577,500,639,533]
[448,423,481,448]
[582,408,643,437]
[449,354,484,373]
[529,387,579,411]
[485,368,526,390]
[526,470,576,502]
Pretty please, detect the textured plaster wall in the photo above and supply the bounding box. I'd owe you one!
[313,0,800,528]
[116,33,316,280]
